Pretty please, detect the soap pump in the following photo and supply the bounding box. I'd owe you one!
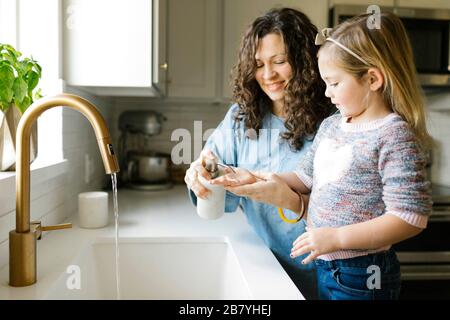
[197,156,225,220]
[204,157,219,179]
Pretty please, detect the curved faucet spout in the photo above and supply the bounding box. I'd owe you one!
[10,93,120,287]
[16,93,119,232]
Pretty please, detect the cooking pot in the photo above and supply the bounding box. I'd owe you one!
[127,151,171,183]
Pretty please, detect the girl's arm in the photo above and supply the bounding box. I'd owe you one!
[276,172,311,218]
[291,214,423,264]
[336,214,422,250]
[277,172,311,194]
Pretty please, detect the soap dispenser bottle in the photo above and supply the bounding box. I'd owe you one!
[196,158,225,220]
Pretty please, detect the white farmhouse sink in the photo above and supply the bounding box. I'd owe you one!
[45,237,252,299]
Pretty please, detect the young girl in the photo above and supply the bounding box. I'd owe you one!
[212,12,432,300]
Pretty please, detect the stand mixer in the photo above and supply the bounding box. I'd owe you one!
[118,110,173,190]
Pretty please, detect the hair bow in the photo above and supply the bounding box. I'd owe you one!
[315,28,333,45]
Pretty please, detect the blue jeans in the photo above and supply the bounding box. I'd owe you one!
[314,249,401,300]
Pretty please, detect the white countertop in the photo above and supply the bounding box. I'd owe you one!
[0,185,304,300]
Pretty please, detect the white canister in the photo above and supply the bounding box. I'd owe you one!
[197,175,226,220]
[78,192,109,228]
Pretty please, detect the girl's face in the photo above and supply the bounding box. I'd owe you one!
[318,51,371,121]
[254,33,293,113]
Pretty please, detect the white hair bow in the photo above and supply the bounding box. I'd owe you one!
[314,28,333,45]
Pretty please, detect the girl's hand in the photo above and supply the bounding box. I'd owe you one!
[290,227,342,264]
[210,167,259,187]
[184,149,217,199]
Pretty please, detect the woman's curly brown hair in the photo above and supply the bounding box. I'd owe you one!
[231,8,333,150]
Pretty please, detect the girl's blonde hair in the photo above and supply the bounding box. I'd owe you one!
[319,12,431,151]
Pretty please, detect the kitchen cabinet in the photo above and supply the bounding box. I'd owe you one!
[396,0,450,9]
[166,0,221,98]
[63,0,167,97]
[330,0,450,10]
[330,0,394,6]
[222,0,329,99]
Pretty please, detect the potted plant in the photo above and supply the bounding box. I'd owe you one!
[0,43,42,171]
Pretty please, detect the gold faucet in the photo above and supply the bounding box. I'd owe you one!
[9,94,120,287]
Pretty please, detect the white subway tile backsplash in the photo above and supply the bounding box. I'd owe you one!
[0,178,15,216]
[0,165,68,218]
[62,116,91,134]
[39,203,72,239]
[0,212,14,249]
[31,187,68,221]
[63,132,91,150]
[0,240,8,275]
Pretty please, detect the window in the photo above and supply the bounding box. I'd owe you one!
[0,0,17,48]
[0,0,64,175]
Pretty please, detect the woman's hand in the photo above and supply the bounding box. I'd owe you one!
[184,149,217,199]
[290,227,342,264]
[214,171,299,210]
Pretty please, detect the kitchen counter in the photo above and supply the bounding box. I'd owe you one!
[0,186,304,300]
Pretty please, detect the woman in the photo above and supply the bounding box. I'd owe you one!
[184,7,333,299]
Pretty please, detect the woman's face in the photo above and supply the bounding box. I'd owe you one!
[254,33,293,111]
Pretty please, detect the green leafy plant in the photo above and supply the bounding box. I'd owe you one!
[0,43,42,113]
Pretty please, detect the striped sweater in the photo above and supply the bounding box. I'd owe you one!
[295,113,432,261]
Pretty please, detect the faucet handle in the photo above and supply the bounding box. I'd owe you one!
[31,221,72,240]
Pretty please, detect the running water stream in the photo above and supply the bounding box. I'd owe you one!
[111,173,121,299]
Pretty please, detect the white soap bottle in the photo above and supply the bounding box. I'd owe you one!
[196,159,225,220]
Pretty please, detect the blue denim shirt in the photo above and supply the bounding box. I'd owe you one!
[188,104,318,299]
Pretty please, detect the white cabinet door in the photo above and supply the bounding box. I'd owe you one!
[63,0,166,96]
[153,0,168,96]
[222,0,328,99]
[166,0,220,98]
